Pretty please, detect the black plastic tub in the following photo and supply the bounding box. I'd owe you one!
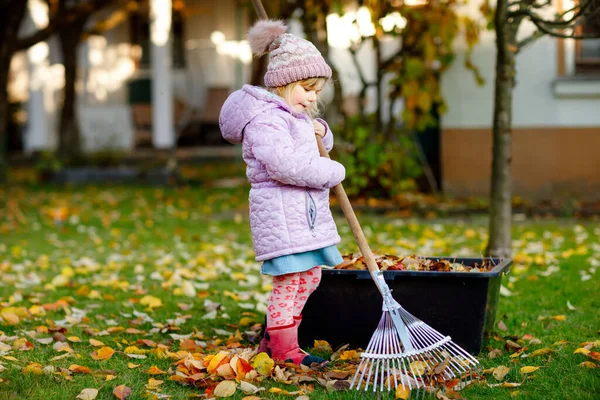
[298,257,512,355]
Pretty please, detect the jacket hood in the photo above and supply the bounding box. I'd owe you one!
[219,85,297,144]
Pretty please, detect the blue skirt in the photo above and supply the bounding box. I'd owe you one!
[261,245,344,276]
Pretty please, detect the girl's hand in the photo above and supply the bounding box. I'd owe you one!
[313,120,326,138]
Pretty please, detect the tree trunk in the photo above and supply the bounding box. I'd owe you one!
[486,0,515,258]
[57,19,87,163]
[0,1,28,182]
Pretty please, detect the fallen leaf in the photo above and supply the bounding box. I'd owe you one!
[22,362,44,375]
[579,361,598,369]
[239,381,264,394]
[89,339,105,347]
[395,384,410,399]
[213,380,237,397]
[128,362,140,369]
[574,348,590,355]
[76,388,99,400]
[69,364,93,374]
[113,384,132,399]
[488,349,503,359]
[567,301,576,310]
[504,340,522,353]
[147,365,166,375]
[493,365,510,381]
[520,366,540,374]
[530,348,554,357]
[252,352,274,376]
[590,352,600,361]
[140,295,163,309]
[91,347,115,361]
[409,361,428,376]
[497,320,508,332]
[146,378,164,390]
[312,340,332,353]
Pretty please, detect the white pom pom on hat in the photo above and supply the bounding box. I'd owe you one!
[247,19,287,57]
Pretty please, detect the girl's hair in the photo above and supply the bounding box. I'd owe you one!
[269,77,329,119]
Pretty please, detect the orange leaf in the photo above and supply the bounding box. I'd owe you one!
[146,365,166,375]
[90,347,115,361]
[590,352,600,361]
[113,384,132,399]
[235,357,254,381]
[69,364,93,374]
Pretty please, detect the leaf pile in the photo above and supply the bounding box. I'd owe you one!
[336,254,498,272]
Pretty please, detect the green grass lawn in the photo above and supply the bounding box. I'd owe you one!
[0,183,598,399]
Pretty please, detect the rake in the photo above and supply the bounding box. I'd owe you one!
[249,0,479,392]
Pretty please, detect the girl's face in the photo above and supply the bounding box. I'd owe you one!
[289,80,325,114]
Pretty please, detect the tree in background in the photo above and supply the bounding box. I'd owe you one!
[0,0,119,181]
[484,0,600,258]
[318,1,482,198]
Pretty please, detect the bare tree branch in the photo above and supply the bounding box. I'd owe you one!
[516,29,545,51]
[15,0,118,52]
[507,0,596,27]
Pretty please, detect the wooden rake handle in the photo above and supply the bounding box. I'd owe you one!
[315,138,383,286]
[249,0,383,290]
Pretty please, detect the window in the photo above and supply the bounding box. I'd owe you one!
[575,8,600,74]
[129,2,186,69]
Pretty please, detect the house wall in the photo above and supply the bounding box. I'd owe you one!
[439,1,600,200]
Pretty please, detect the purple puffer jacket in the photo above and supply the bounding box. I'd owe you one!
[219,85,346,261]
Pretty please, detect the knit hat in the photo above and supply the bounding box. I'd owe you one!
[247,19,332,88]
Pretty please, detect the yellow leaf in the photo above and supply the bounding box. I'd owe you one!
[339,350,360,360]
[207,351,230,375]
[574,348,590,355]
[181,280,196,297]
[551,315,566,321]
[268,388,289,395]
[76,388,99,400]
[146,378,164,390]
[520,366,540,374]
[239,317,253,327]
[579,361,598,369]
[124,346,144,354]
[214,380,237,397]
[105,374,117,381]
[146,365,166,375]
[252,352,274,376]
[0,311,19,325]
[395,384,410,399]
[128,362,140,369]
[90,346,115,361]
[139,295,163,309]
[409,361,429,377]
[223,290,239,302]
[312,340,332,353]
[22,362,44,375]
[89,339,105,347]
[67,336,82,343]
[530,348,554,357]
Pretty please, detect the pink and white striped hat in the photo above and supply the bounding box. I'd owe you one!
[247,19,332,88]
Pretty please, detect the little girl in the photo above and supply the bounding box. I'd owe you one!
[219,19,345,366]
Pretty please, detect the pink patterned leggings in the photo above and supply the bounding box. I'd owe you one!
[266,266,322,328]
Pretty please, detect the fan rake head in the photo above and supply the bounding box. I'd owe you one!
[350,301,480,392]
